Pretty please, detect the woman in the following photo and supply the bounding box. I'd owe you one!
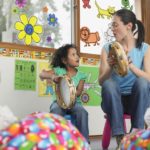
[99,9,150,149]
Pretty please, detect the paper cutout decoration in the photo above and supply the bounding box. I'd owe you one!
[78,66,101,106]
[121,0,133,10]
[15,60,36,90]
[80,26,100,46]
[12,7,20,14]
[95,0,116,19]
[47,13,58,26]
[81,57,99,66]
[42,6,49,13]
[38,62,55,97]
[63,0,71,11]
[46,36,52,43]
[82,0,91,9]
[104,22,115,42]
[81,92,90,103]
[0,48,51,60]
[15,14,43,45]
[15,0,27,8]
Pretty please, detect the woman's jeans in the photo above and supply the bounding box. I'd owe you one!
[101,77,150,136]
[50,101,89,143]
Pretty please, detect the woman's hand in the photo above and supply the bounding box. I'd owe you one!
[127,56,133,65]
[107,54,117,67]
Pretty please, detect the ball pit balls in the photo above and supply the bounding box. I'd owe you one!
[121,129,150,150]
[0,112,90,150]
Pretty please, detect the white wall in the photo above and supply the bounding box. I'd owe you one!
[0,57,50,117]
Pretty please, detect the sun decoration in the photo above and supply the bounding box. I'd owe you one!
[15,0,27,8]
[15,14,43,45]
[47,13,58,26]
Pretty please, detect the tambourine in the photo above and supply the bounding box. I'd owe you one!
[109,41,128,76]
[55,75,76,109]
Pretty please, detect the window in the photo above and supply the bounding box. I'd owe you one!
[0,0,73,48]
[77,0,136,58]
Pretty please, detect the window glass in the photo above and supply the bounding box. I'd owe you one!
[0,0,72,48]
[80,0,135,56]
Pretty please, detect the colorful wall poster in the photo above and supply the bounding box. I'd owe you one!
[38,62,55,97]
[15,60,36,90]
[38,62,101,106]
[78,65,101,106]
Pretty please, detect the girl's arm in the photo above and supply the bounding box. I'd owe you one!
[39,69,60,83]
[129,48,150,81]
[98,48,113,85]
[76,80,85,97]
[39,69,54,80]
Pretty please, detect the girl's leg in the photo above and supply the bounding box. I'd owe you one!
[101,79,124,136]
[50,101,66,116]
[71,102,89,143]
[130,77,150,129]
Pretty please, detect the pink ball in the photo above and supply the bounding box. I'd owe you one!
[121,129,150,149]
[0,112,90,150]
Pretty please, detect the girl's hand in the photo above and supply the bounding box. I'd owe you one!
[39,69,62,83]
[52,75,62,84]
[39,69,46,81]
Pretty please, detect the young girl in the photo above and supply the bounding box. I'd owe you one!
[39,44,89,143]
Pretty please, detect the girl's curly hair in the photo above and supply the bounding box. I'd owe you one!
[51,44,77,69]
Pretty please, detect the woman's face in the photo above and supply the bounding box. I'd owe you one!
[111,15,129,42]
[66,48,80,67]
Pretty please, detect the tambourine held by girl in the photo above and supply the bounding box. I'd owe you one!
[55,75,76,109]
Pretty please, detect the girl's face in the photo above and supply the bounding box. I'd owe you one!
[111,15,130,42]
[66,48,79,68]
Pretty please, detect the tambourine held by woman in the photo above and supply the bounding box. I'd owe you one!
[109,41,128,76]
[55,75,76,109]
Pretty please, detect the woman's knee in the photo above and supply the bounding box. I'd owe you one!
[101,79,120,105]
[102,79,119,93]
[133,77,149,91]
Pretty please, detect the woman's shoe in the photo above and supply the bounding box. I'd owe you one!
[115,134,124,150]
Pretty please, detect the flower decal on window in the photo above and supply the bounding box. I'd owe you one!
[46,36,52,43]
[47,14,58,26]
[15,0,27,8]
[12,7,20,14]
[42,6,49,13]
[15,14,43,45]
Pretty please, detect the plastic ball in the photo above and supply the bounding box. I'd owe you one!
[121,129,150,150]
[0,112,90,150]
